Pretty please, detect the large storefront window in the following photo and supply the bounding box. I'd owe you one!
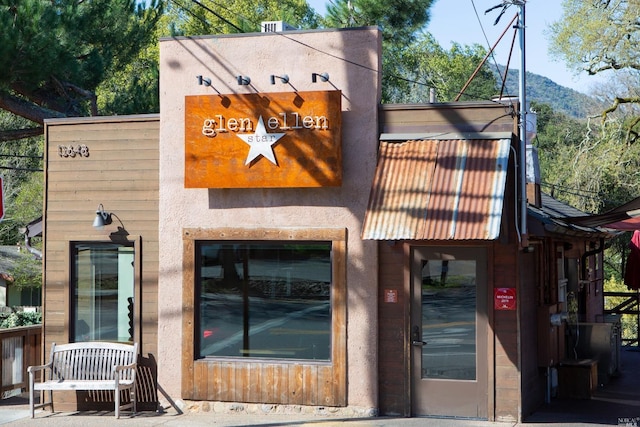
[71,242,134,343]
[196,242,332,361]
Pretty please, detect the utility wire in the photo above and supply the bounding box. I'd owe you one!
[188,0,244,33]
[170,0,219,32]
[0,166,43,172]
[177,0,508,103]
[0,154,42,159]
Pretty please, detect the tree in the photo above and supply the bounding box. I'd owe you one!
[533,99,639,281]
[538,112,640,214]
[550,0,640,78]
[549,1,640,283]
[0,0,164,139]
[324,0,431,41]
[323,0,435,103]
[549,0,640,137]
[165,0,319,36]
[386,33,497,103]
[0,110,43,245]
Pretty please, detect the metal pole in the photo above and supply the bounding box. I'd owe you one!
[517,1,528,241]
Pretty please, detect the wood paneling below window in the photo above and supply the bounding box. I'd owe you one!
[181,228,347,406]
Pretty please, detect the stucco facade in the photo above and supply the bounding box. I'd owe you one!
[157,27,382,410]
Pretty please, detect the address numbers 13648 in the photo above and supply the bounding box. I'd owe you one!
[58,144,89,158]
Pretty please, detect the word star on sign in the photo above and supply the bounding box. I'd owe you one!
[236,116,285,165]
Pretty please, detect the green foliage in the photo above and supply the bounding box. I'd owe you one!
[96,34,160,115]
[550,0,640,141]
[534,98,640,281]
[165,0,319,36]
[0,310,41,328]
[386,33,497,103]
[324,0,432,41]
[11,255,42,290]
[323,0,434,103]
[604,277,638,344]
[496,66,603,119]
[0,110,43,245]
[550,0,640,78]
[0,0,163,122]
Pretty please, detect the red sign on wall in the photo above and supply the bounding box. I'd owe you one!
[384,289,398,303]
[494,288,516,311]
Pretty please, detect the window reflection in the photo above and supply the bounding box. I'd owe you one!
[421,259,477,380]
[197,242,332,361]
[72,243,134,343]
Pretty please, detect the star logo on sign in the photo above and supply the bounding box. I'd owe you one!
[236,116,285,165]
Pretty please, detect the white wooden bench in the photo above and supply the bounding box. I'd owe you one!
[28,341,138,419]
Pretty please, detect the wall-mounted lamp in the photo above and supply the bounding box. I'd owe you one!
[270,74,289,85]
[312,72,329,83]
[237,76,251,85]
[93,204,113,230]
[196,75,211,86]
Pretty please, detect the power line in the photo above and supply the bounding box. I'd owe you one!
[170,0,217,31]
[0,154,43,159]
[187,0,244,33]
[0,166,43,172]
[178,0,505,103]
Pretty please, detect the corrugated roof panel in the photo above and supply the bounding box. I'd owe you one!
[362,138,511,240]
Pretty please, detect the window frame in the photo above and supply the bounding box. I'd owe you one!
[69,237,142,345]
[182,228,347,404]
[194,240,333,362]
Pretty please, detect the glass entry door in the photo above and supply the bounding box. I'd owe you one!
[411,246,488,418]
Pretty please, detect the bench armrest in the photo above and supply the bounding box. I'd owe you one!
[113,361,137,390]
[27,362,52,374]
[114,361,137,373]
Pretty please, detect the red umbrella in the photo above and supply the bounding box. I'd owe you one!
[624,230,640,290]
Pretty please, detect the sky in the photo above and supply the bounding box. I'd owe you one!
[307,0,602,94]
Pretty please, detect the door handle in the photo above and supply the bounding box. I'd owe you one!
[411,325,425,346]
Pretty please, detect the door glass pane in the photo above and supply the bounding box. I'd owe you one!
[197,242,331,361]
[72,243,134,343]
[420,258,476,380]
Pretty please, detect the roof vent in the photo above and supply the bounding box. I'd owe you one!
[261,21,297,32]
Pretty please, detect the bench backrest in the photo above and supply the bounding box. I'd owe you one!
[48,342,138,381]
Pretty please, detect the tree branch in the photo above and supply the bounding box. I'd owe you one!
[0,91,66,125]
[602,96,640,118]
[0,127,44,142]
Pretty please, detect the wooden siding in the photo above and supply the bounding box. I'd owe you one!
[519,248,545,419]
[377,241,410,416]
[43,116,159,409]
[379,102,519,136]
[493,243,521,422]
[181,228,347,406]
[377,240,498,419]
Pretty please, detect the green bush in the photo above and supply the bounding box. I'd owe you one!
[0,311,42,328]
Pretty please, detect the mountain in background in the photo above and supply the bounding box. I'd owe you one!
[492,65,601,119]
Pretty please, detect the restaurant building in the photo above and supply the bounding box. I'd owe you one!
[41,26,611,422]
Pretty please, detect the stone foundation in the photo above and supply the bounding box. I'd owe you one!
[166,399,378,418]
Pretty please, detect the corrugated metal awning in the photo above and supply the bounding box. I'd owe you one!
[362,138,511,240]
